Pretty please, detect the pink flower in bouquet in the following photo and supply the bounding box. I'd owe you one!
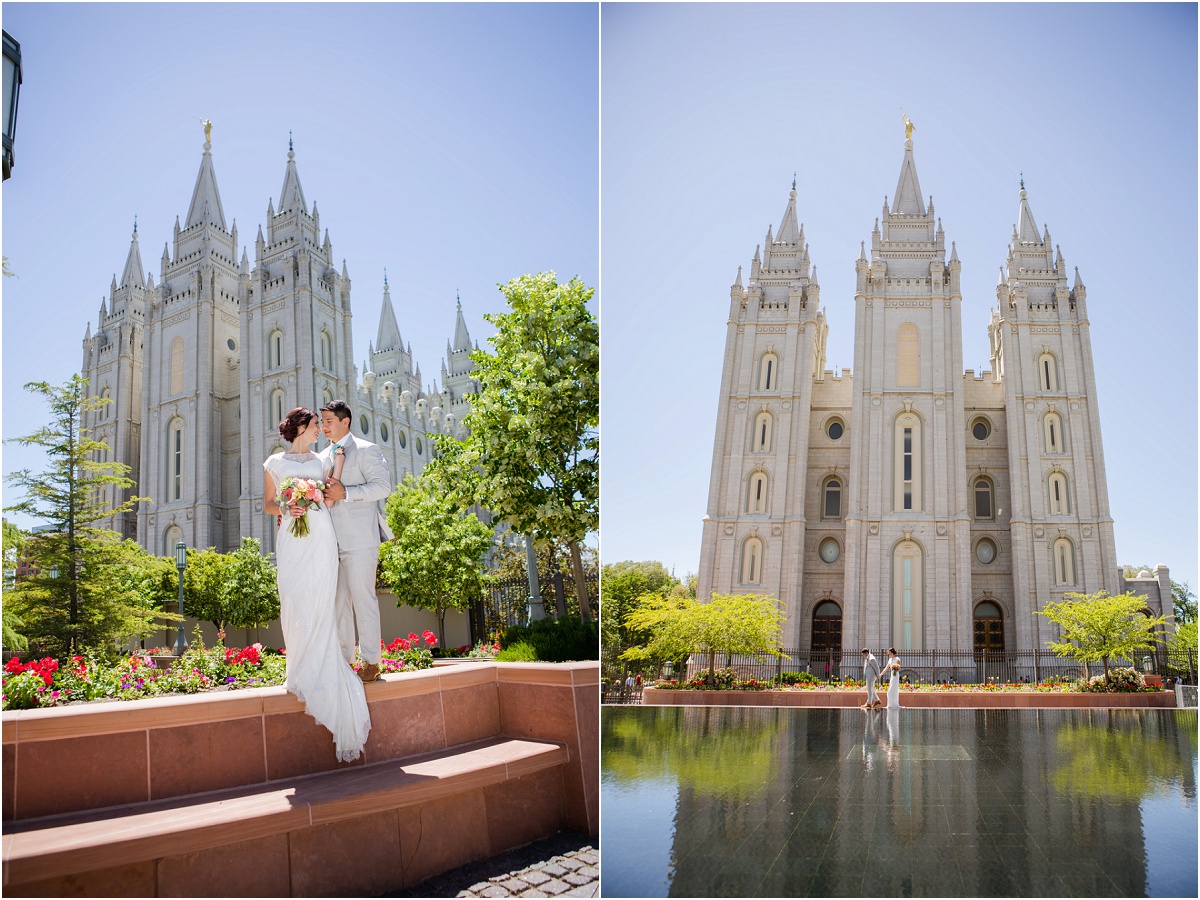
[277,476,328,538]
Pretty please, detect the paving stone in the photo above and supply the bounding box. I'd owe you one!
[478,887,509,898]
[576,866,599,879]
[501,878,530,892]
[541,864,568,878]
[523,871,552,887]
[562,872,593,887]
[540,879,571,895]
[559,858,584,871]
[559,888,599,898]
[467,883,492,894]
[519,891,549,898]
[575,852,598,866]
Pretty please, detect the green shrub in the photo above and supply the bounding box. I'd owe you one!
[777,671,821,686]
[710,666,738,689]
[501,618,598,662]
[495,641,539,662]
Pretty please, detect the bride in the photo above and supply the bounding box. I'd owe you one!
[264,407,371,761]
[885,647,901,709]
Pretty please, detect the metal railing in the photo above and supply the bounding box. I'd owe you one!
[602,645,1198,693]
[478,572,598,640]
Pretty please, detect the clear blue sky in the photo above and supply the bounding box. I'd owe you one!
[600,2,1198,593]
[1,3,598,530]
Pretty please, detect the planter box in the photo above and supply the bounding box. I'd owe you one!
[642,687,1176,709]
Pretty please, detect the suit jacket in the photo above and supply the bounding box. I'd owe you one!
[319,432,394,550]
[863,654,881,680]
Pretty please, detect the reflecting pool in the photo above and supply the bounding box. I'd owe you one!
[601,707,1198,897]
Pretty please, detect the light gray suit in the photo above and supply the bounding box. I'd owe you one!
[863,653,882,706]
[320,432,394,666]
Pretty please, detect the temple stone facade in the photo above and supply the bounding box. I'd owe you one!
[81,137,479,557]
[697,132,1171,655]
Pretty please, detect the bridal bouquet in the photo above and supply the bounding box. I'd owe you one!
[277,476,326,538]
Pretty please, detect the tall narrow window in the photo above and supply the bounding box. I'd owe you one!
[1039,352,1058,391]
[822,477,842,519]
[168,419,183,501]
[897,323,919,387]
[1049,472,1069,515]
[1045,412,1063,453]
[170,336,184,395]
[758,352,779,391]
[742,536,763,585]
[748,472,768,514]
[271,389,286,429]
[893,414,922,511]
[1053,538,1075,585]
[269,330,283,369]
[892,540,923,650]
[100,387,111,420]
[320,331,332,370]
[973,477,994,519]
[164,524,183,557]
[754,411,773,452]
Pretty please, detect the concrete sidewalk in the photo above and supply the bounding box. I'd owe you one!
[384,830,598,898]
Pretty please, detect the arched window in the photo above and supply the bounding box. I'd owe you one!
[822,476,842,519]
[892,540,923,650]
[747,471,769,514]
[973,601,1004,653]
[753,411,773,453]
[268,330,284,369]
[1053,538,1075,585]
[811,601,842,654]
[897,323,919,387]
[271,389,286,430]
[323,388,333,408]
[1038,352,1058,392]
[167,418,184,501]
[741,536,764,585]
[320,330,332,370]
[170,336,185,395]
[164,524,183,557]
[1044,412,1063,454]
[758,352,779,391]
[973,476,994,520]
[1048,472,1070,515]
[380,423,389,443]
[893,413,922,512]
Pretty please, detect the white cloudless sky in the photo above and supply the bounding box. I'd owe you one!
[2,2,598,531]
[600,2,1198,593]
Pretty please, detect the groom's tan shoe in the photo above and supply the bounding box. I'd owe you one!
[358,663,380,683]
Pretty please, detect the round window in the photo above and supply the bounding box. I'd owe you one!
[380,423,389,443]
[398,430,407,449]
[819,537,840,563]
[227,338,237,351]
[827,420,844,440]
[972,419,991,441]
[360,415,370,436]
[416,436,423,456]
[975,537,997,565]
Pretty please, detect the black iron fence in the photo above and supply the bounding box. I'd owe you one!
[603,644,1198,694]
[476,572,598,641]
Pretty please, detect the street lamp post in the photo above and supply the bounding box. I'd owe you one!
[3,30,22,181]
[523,533,545,622]
[173,541,188,655]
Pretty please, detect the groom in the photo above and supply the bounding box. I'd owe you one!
[319,400,394,683]
[861,648,883,710]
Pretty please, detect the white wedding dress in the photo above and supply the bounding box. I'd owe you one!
[265,451,371,762]
[886,657,901,708]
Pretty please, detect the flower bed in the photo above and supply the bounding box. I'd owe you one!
[1,630,440,711]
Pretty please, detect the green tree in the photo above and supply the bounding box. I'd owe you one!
[1171,580,1197,625]
[1037,590,1169,685]
[1169,620,1197,652]
[380,472,495,647]
[180,547,231,633]
[432,272,598,622]
[3,376,147,653]
[490,535,597,620]
[622,592,787,683]
[223,537,280,640]
[600,560,678,646]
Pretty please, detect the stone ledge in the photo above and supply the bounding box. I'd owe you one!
[2,736,568,887]
[641,688,1177,708]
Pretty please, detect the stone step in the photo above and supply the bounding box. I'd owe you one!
[3,736,568,893]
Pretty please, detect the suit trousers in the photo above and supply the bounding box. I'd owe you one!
[335,544,383,665]
[865,676,880,706]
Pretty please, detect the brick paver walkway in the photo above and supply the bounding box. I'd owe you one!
[384,830,598,898]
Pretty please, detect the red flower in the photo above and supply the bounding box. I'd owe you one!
[408,632,420,643]
[4,657,23,675]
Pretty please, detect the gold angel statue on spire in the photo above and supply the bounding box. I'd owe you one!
[196,117,213,143]
[901,108,915,140]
